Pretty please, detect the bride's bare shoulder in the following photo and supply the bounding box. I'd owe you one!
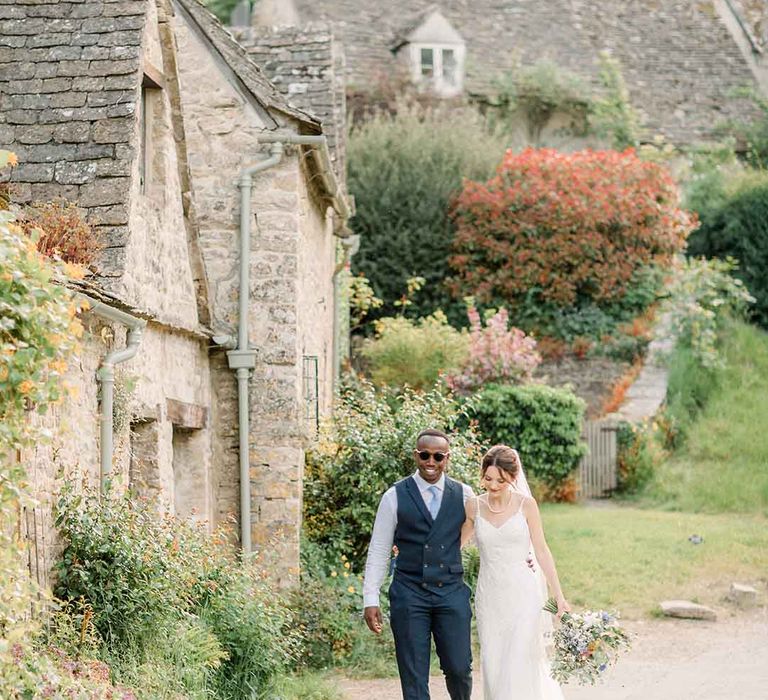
[520,494,539,514]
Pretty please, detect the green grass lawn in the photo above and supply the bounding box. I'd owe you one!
[543,504,768,619]
[643,320,768,516]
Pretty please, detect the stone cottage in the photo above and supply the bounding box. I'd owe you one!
[0,0,351,585]
[238,0,768,146]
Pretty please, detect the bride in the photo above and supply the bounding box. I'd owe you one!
[461,445,570,700]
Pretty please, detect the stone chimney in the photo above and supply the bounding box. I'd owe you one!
[252,0,299,28]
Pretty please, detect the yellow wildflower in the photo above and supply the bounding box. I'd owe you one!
[347,586,355,594]
[0,365,8,382]
[344,561,351,569]
[63,262,86,281]
[17,380,35,395]
[50,360,68,374]
[330,570,337,577]
[343,572,349,578]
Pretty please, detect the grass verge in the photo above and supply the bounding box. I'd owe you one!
[645,320,768,515]
[543,503,768,618]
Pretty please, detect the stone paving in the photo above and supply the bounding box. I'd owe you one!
[337,607,768,700]
[612,313,675,425]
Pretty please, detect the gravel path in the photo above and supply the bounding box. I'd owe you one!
[337,607,768,700]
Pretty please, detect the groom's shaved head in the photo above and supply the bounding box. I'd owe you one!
[416,428,450,445]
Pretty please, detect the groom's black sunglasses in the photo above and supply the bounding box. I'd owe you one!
[417,450,448,462]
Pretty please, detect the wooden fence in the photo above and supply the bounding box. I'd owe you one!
[579,419,619,499]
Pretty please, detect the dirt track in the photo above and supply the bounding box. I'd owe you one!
[337,607,768,700]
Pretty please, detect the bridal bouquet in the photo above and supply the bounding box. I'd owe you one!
[543,598,631,685]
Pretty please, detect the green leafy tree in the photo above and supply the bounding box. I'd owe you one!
[304,380,482,566]
[686,175,768,328]
[348,102,505,325]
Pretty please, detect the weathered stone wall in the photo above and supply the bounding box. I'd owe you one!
[297,168,336,419]
[22,318,103,589]
[25,312,213,583]
[173,8,337,582]
[117,0,201,331]
[19,0,217,583]
[239,24,347,180]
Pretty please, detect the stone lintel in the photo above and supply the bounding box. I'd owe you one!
[166,397,208,429]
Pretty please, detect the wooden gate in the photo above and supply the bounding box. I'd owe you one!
[579,419,618,499]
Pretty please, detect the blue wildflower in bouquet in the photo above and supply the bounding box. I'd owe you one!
[543,597,632,685]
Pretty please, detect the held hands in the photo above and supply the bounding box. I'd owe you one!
[364,606,383,634]
[555,597,572,622]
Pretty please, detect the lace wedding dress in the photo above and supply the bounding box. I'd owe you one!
[474,496,564,700]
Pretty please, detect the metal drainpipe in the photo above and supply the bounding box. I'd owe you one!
[225,133,352,556]
[77,293,147,494]
[332,230,359,389]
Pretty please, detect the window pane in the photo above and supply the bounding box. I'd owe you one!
[442,49,456,85]
[420,47,434,77]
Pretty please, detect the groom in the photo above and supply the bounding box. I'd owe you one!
[363,428,475,700]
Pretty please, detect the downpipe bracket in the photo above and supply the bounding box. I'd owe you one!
[226,348,258,370]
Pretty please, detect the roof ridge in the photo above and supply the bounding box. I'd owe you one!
[173,0,321,129]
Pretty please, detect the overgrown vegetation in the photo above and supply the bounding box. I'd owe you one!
[348,102,506,324]
[685,173,768,328]
[361,311,467,390]
[0,150,122,698]
[304,378,482,566]
[488,53,641,149]
[21,199,102,267]
[202,0,241,23]
[54,486,300,700]
[646,320,768,515]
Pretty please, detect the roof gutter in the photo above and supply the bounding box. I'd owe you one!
[256,132,353,232]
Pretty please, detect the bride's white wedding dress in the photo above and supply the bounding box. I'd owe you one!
[474,496,564,700]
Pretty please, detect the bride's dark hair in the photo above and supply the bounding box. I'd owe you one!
[481,445,521,481]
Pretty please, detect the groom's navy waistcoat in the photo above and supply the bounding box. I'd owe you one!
[393,476,465,590]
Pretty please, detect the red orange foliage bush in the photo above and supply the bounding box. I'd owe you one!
[449,148,694,318]
[21,199,101,267]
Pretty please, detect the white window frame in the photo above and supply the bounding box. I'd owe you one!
[409,42,465,97]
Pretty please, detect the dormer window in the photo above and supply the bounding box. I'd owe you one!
[394,8,465,97]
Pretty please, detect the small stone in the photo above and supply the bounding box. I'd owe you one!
[727,583,758,609]
[660,600,717,621]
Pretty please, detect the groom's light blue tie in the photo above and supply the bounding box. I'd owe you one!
[427,485,441,519]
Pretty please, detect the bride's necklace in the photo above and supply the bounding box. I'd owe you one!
[486,488,512,514]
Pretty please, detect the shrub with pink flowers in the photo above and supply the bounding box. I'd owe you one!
[444,306,541,395]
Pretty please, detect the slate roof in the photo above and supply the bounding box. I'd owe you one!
[0,0,323,284]
[175,0,321,130]
[294,0,765,145]
[0,0,145,263]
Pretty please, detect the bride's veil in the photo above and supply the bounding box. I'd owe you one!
[510,449,555,653]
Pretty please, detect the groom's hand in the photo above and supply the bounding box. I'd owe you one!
[364,606,383,634]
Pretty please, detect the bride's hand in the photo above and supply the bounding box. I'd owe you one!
[555,598,571,621]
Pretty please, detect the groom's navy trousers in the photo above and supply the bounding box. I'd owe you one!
[388,477,473,700]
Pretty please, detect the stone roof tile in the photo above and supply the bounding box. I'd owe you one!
[0,0,144,271]
[295,0,764,145]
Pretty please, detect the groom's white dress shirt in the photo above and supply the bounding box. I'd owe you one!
[362,471,475,608]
